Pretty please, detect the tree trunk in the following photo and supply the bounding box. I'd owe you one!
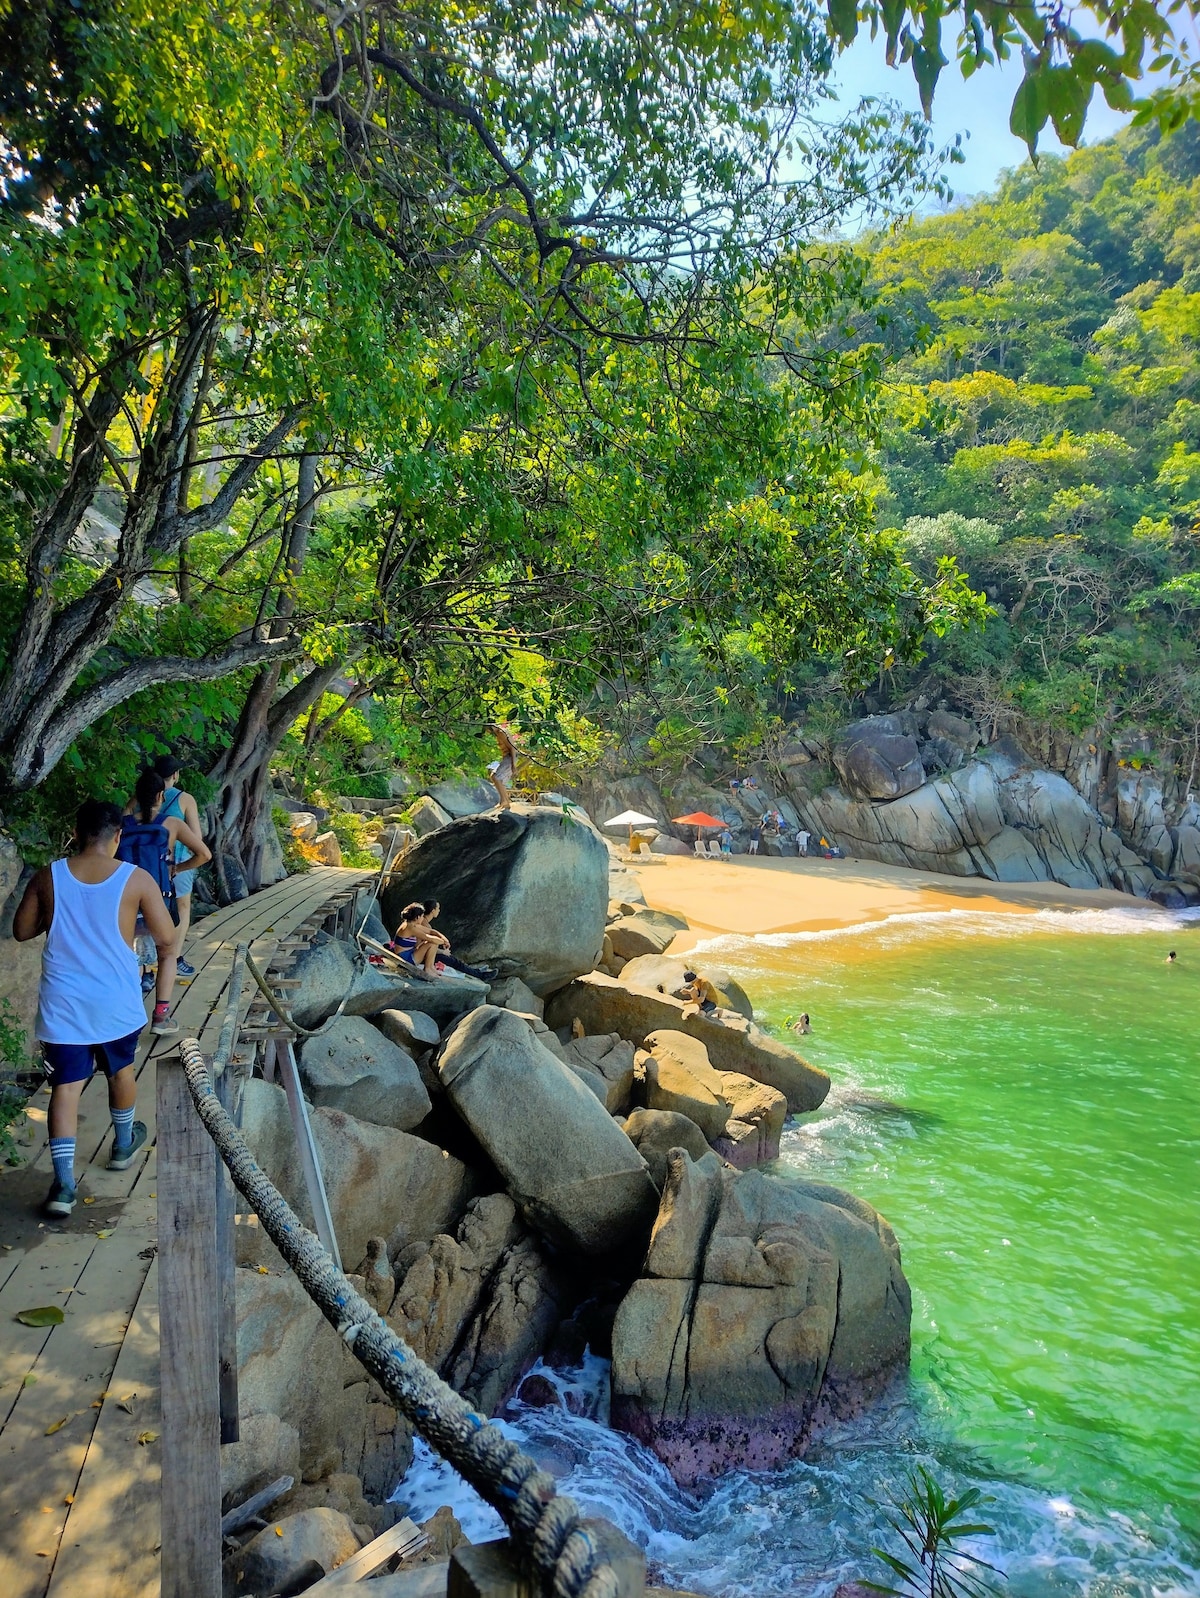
[207,656,349,900]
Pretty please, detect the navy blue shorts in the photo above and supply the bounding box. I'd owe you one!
[42,1029,142,1087]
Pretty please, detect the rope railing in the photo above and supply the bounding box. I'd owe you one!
[179,1033,621,1598]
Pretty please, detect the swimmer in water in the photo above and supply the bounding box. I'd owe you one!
[1166,950,1177,963]
[788,1013,811,1034]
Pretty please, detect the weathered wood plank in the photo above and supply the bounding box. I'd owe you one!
[157,1053,221,1598]
[45,1259,161,1598]
[303,1517,427,1590]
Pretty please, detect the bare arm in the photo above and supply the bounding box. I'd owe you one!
[135,868,179,1007]
[12,868,51,941]
[165,814,210,873]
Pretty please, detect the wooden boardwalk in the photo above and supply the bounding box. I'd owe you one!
[0,867,371,1598]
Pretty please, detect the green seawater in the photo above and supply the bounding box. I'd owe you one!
[728,906,1200,1575]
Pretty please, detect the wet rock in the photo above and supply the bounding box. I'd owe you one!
[437,1007,658,1254]
[611,1152,911,1486]
[299,1016,431,1131]
[544,973,829,1114]
[382,807,608,996]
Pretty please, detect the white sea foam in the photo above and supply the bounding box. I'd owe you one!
[690,903,1199,960]
[392,1355,1200,1598]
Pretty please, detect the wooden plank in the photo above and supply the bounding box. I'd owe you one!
[157,1053,221,1598]
[0,1159,157,1598]
[45,1260,161,1598]
[303,1518,426,1590]
[220,1473,294,1537]
[214,1060,240,1445]
[366,1563,450,1598]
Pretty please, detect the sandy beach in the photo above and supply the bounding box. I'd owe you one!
[629,852,1150,950]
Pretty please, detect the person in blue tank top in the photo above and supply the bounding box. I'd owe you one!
[13,800,183,1218]
[151,753,206,978]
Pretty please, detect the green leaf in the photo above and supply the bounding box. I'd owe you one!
[16,1306,65,1327]
[827,0,859,47]
[1009,66,1050,151]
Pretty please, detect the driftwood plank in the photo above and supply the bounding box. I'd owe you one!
[157,1053,221,1598]
[302,1517,427,1590]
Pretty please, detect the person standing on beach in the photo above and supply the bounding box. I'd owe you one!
[151,753,205,977]
[13,800,182,1217]
[748,823,762,855]
[796,829,811,856]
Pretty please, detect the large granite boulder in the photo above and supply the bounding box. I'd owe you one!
[611,1151,911,1485]
[833,717,925,801]
[389,1194,522,1370]
[643,1030,731,1140]
[238,1079,478,1265]
[372,1007,442,1052]
[382,807,608,996]
[225,1507,362,1594]
[299,1015,431,1130]
[545,973,829,1113]
[425,777,497,818]
[409,795,453,836]
[616,955,753,1021]
[1115,770,1174,875]
[289,934,488,1028]
[437,1006,659,1254]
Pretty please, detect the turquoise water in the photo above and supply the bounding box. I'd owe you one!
[398,905,1200,1596]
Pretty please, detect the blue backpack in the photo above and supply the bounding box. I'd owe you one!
[117,816,179,922]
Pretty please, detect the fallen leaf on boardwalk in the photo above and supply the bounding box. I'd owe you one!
[82,1197,95,1205]
[118,1396,136,1414]
[275,1527,283,1536]
[64,1495,74,1505]
[257,1266,269,1275]
[16,1306,65,1327]
[45,1417,69,1435]
[95,1230,114,1239]
[137,1431,158,1445]
[23,1374,37,1387]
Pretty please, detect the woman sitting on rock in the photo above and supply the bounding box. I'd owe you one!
[390,902,441,976]
[680,970,723,1019]
[417,901,497,982]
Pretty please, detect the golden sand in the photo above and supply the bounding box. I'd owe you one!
[629,852,1142,952]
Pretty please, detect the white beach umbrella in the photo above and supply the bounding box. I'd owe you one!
[604,808,659,847]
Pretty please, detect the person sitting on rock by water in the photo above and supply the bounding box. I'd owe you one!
[119,768,209,1023]
[680,970,723,1018]
[13,799,183,1216]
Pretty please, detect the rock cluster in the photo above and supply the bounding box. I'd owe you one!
[223,803,909,1574]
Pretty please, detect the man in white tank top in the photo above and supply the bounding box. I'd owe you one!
[13,800,180,1217]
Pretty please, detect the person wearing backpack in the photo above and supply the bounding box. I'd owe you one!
[13,800,184,1216]
[120,768,209,1022]
[151,752,204,978]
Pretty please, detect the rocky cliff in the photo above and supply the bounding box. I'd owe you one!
[576,714,1200,907]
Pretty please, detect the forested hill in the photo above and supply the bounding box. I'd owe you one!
[861,121,1200,784]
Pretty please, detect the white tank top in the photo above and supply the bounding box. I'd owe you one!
[36,859,148,1045]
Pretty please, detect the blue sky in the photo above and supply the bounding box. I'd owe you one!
[831,33,1134,202]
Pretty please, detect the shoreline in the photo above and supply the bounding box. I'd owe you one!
[628,852,1155,951]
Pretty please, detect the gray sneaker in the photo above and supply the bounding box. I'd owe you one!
[44,1179,77,1217]
[107,1120,148,1171]
[150,1011,180,1036]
